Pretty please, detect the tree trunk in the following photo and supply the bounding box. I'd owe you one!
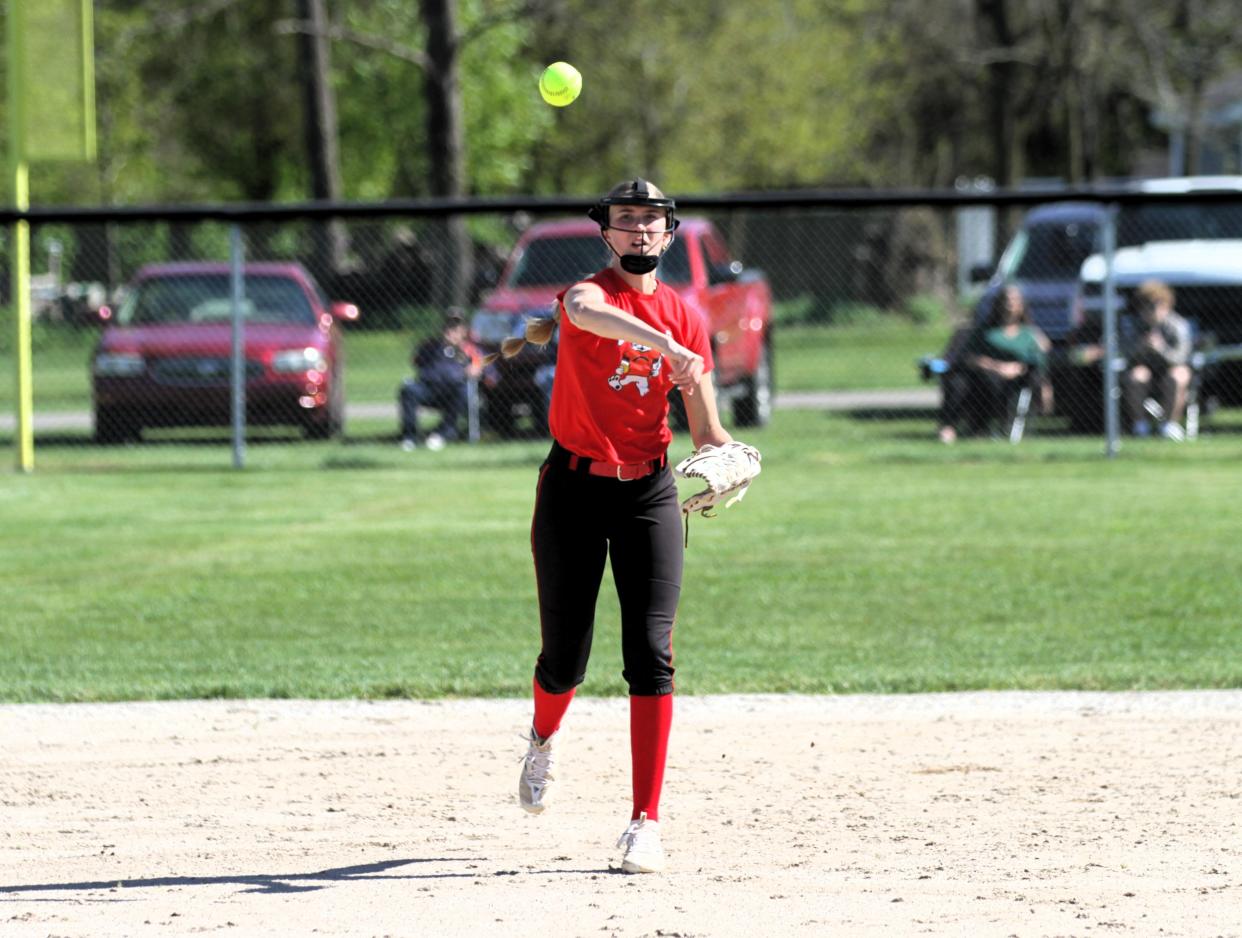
[978,0,1020,189]
[1185,76,1204,174]
[168,223,194,261]
[420,0,473,309]
[977,0,1023,244]
[1056,0,1084,184]
[295,0,349,280]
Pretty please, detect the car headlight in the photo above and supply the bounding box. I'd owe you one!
[271,347,328,373]
[93,352,145,377]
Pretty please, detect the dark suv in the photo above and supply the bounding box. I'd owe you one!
[972,202,1104,343]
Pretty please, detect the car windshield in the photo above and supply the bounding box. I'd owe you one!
[1012,221,1099,281]
[1118,201,1242,246]
[507,235,691,286]
[116,274,316,326]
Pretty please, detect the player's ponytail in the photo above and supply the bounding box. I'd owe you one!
[483,306,560,365]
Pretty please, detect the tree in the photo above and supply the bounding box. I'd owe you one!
[294,0,349,276]
[1121,0,1242,174]
[278,0,552,303]
[136,0,304,203]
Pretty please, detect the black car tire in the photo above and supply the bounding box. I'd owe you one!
[305,402,343,440]
[733,334,773,428]
[305,375,345,440]
[95,407,141,445]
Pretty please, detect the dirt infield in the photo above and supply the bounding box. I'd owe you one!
[3,692,1239,937]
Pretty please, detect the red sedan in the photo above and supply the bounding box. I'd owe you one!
[92,262,358,442]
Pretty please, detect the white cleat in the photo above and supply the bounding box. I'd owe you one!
[518,729,555,814]
[1158,421,1185,442]
[617,812,665,873]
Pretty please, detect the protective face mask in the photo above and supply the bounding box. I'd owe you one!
[618,252,660,274]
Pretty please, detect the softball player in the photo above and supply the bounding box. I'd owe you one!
[515,179,735,874]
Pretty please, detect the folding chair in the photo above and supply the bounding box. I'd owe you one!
[1006,383,1034,444]
[919,326,1036,445]
[1138,349,1205,441]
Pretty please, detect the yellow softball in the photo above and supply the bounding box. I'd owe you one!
[539,62,582,107]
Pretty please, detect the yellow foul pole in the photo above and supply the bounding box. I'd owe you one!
[12,165,33,472]
[8,0,34,472]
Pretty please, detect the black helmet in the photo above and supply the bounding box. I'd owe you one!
[588,178,679,230]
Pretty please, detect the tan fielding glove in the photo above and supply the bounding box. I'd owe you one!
[673,441,762,519]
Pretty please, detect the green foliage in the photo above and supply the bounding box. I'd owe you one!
[773,292,953,329]
[332,3,431,199]
[279,0,549,200]
[354,303,445,334]
[524,0,892,193]
[773,295,855,327]
[9,0,1242,206]
[771,296,818,328]
[902,292,952,327]
[823,302,887,328]
[0,309,94,358]
[457,1,555,194]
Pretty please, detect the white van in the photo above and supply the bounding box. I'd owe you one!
[972,176,1242,343]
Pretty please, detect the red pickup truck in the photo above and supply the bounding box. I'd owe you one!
[469,217,773,436]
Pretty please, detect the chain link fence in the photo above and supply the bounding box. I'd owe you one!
[5,188,1242,469]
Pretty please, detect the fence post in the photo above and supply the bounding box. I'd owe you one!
[229,225,246,469]
[466,375,480,443]
[1101,204,1120,458]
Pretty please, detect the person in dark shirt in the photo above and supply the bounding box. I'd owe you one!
[398,312,483,450]
[937,285,1051,443]
[1121,280,1193,440]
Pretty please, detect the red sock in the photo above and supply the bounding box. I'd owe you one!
[630,693,674,822]
[532,677,575,741]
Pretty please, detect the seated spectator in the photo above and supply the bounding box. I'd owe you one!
[398,312,483,450]
[937,285,1051,443]
[1121,280,1193,440]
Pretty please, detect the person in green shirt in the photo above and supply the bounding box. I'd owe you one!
[938,285,1051,443]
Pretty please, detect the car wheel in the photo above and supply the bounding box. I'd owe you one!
[733,335,773,428]
[95,407,140,445]
[305,372,345,440]
[304,405,342,440]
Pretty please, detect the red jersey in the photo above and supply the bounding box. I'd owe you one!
[551,267,713,463]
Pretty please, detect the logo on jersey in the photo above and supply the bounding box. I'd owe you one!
[607,341,663,397]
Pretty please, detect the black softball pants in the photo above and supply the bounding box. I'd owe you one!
[531,445,684,697]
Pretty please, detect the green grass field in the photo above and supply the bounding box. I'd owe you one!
[3,407,1241,702]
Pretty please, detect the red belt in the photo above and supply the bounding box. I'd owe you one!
[564,450,666,481]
